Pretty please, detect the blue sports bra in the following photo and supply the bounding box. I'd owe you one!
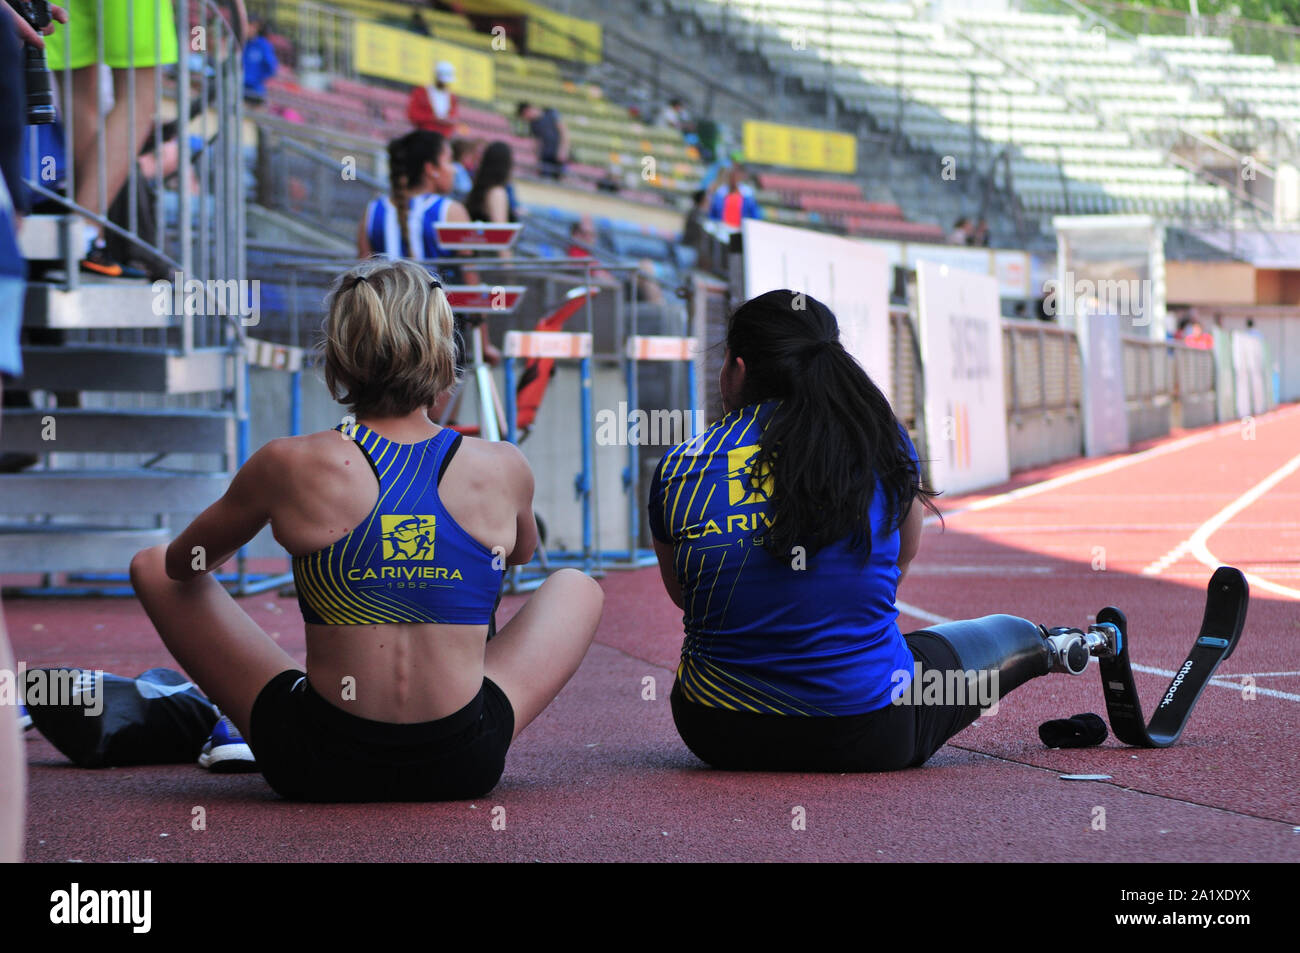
[292,422,504,626]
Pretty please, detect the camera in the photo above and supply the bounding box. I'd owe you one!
[8,0,57,125]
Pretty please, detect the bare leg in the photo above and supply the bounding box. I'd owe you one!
[0,390,24,861]
[484,568,602,740]
[71,66,158,227]
[0,603,24,862]
[129,544,299,742]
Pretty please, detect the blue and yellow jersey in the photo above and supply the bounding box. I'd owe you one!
[648,401,918,716]
[292,423,503,626]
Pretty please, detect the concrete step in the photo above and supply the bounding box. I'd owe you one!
[17,346,232,393]
[0,524,169,574]
[0,407,237,456]
[0,470,229,515]
[24,280,173,330]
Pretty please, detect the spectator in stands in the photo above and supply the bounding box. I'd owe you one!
[409,10,431,36]
[657,96,692,133]
[450,138,484,201]
[706,163,762,229]
[967,218,989,247]
[681,188,707,248]
[517,102,569,181]
[44,0,178,277]
[357,130,498,409]
[465,141,519,226]
[567,215,597,257]
[358,130,470,261]
[566,215,613,282]
[948,217,971,245]
[1176,316,1214,350]
[243,17,279,103]
[634,258,664,306]
[409,61,458,138]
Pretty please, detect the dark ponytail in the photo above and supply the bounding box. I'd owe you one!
[387,130,447,253]
[726,289,941,559]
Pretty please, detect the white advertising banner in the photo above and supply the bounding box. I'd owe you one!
[916,260,1010,495]
[1231,330,1270,417]
[742,218,893,399]
[1078,309,1129,457]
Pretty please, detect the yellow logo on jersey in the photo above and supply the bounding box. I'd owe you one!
[381,515,437,561]
[726,444,774,506]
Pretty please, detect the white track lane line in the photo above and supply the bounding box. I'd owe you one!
[895,602,1300,703]
[921,404,1300,528]
[1185,450,1300,601]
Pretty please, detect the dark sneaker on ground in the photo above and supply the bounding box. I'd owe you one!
[198,715,258,772]
[80,244,124,278]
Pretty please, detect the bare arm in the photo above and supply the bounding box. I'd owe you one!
[484,186,508,224]
[557,119,570,162]
[652,537,684,609]
[444,198,470,223]
[357,212,371,258]
[165,442,281,580]
[897,495,924,585]
[502,444,539,566]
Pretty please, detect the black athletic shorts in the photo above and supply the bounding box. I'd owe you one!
[670,632,978,772]
[249,670,514,802]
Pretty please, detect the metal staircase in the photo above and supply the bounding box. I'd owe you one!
[0,1,248,593]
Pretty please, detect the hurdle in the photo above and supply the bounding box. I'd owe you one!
[500,327,598,590]
[613,333,701,568]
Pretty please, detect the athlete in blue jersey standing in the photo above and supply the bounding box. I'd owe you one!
[130,259,602,801]
[357,130,469,261]
[649,290,1093,771]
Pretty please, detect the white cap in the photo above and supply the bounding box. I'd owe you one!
[436,61,456,83]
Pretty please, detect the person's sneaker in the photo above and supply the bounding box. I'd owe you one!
[80,243,124,278]
[18,704,32,731]
[197,716,258,773]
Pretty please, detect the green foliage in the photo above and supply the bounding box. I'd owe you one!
[1115,0,1300,28]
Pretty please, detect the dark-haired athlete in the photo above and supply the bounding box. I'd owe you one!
[131,258,602,801]
[649,290,1094,771]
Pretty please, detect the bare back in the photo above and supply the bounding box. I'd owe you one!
[266,423,530,723]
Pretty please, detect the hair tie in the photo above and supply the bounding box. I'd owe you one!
[809,338,838,356]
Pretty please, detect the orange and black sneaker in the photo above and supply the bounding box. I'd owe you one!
[80,243,124,278]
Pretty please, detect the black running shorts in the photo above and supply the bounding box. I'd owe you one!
[670,632,977,772]
[249,670,514,802]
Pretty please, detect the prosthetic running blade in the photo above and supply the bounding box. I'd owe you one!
[1095,566,1249,748]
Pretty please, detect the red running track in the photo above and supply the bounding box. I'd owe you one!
[8,405,1300,862]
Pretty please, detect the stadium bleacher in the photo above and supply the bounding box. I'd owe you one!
[254,0,953,242]
[657,0,1289,219]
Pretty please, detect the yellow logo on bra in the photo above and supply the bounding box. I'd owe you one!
[726,444,773,506]
[381,515,437,561]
